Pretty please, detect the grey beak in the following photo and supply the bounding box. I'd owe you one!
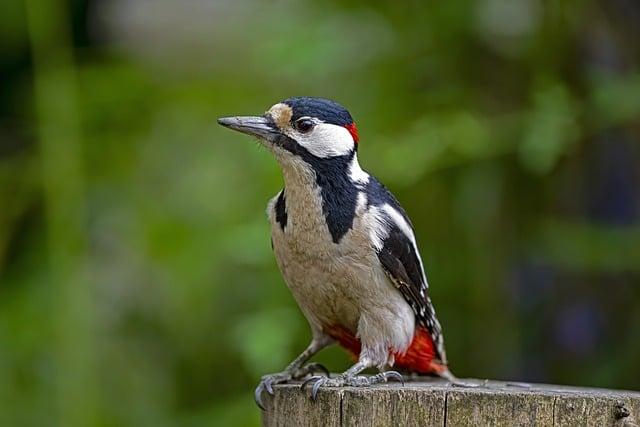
[217,116,279,141]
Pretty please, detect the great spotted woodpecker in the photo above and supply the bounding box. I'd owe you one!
[218,97,456,409]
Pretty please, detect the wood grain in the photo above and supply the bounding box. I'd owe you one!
[262,378,640,427]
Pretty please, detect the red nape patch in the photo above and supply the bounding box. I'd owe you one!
[344,122,359,144]
[326,325,446,375]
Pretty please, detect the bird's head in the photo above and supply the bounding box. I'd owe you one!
[218,97,359,164]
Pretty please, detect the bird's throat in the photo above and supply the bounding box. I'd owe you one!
[280,155,361,244]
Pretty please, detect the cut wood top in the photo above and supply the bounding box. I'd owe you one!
[262,378,640,427]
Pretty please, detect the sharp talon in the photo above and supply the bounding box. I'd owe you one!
[385,371,404,385]
[255,372,293,409]
[301,375,322,391]
[254,384,266,411]
[311,378,324,401]
[265,379,274,395]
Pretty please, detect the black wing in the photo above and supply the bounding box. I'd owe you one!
[376,209,447,365]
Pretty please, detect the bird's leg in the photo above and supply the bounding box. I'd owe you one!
[255,336,332,410]
[302,358,403,401]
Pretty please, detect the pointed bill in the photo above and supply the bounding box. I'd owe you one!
[217,116,279,142]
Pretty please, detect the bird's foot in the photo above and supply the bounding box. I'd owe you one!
[254,363,329,410]
[302,371,404,401]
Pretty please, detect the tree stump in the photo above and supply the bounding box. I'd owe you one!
[262,378,640,426]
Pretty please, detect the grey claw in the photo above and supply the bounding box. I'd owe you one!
[384,371,404,385]
[254,383,266,411]
[301,375,323,391]
[265,378,275,395]
[311,378,324,401]
[300,375,326,401]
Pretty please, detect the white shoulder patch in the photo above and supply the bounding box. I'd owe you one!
[366,205,389,251]
[349,157,370,184]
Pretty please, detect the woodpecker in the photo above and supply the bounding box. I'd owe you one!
[218,97,456,409]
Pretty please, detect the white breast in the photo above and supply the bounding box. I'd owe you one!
[265,158,415,368]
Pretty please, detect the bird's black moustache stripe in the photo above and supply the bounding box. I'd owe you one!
[276,134,358,243]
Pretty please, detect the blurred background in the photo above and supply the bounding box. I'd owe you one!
[1,0,640,425]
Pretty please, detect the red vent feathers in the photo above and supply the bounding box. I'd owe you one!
[326,324,446,375]
[344,122,359,144]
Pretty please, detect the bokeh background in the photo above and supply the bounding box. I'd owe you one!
[2,0,640,425]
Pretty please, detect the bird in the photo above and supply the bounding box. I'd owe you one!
[218,97,457,409]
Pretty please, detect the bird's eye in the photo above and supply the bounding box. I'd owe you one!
[295,118,315,133]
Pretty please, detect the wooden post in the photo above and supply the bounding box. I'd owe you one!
[262,378,640,426]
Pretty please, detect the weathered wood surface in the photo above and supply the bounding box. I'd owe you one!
[262,378,640,427]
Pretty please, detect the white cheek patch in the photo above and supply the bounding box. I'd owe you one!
[292,123,355,158]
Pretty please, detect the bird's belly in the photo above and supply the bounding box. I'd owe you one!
[272,238,365,332]
[271,226,416,365]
